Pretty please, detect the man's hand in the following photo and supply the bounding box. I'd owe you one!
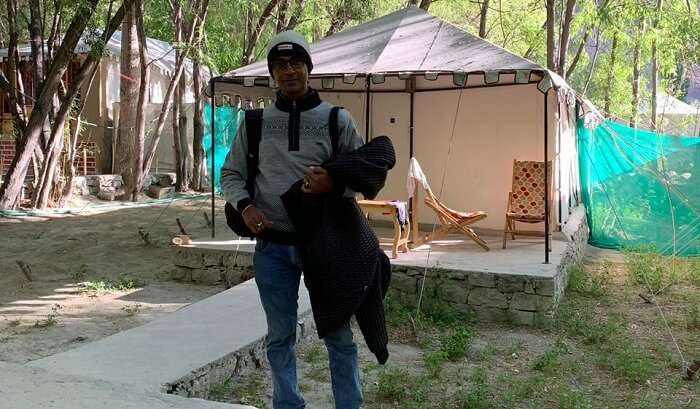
[242,206,273,234]
[302,166,334,193]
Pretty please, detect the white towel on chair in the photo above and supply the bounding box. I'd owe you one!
[407,157,430,198]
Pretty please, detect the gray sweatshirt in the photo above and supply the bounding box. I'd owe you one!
[220,90,363,233]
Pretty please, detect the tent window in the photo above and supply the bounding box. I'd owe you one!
[322,78,335,89]
[343,74,357,84]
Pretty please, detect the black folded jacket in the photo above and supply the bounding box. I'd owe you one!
[281,136,396,364]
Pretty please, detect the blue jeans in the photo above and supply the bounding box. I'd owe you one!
[254,239,363,409]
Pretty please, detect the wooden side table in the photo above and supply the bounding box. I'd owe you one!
[357,199,410,259]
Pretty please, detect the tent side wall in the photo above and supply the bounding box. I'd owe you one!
[319,83,577,232]
[213,76,580,233]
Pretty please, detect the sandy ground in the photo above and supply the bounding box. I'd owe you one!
[0,194,228,364]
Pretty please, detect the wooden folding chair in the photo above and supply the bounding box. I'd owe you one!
[408,158,489,251]
[503,159,553,249]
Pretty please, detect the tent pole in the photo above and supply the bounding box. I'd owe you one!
[364,77,371,143]
[409,84,415,158]
[544,89,550,264]
[211,79,216,239]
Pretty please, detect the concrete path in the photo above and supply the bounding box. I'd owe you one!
[1,278,313,408]
[0,361,254,409]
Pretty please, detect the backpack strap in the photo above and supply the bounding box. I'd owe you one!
[244,108,264,197]
[329,106,343,157]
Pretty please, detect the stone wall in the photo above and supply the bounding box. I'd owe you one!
[172,247,255,287]
[391,206,589,326]
[165,311,317,398]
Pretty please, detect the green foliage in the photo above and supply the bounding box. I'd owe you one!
[533,349,561,373]
[623,246,680,294]
[34,304,62,328]
[374,367,429,405]
[558,391,593,409]
[121,303,142,316]
[79,273,145,295]
[567,262,613,298]
[452,368,493,409]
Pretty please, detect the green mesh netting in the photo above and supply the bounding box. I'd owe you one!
[203,103,244,191]
[578,118,700,256]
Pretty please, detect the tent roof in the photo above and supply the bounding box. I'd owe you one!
[642,93,700,115]
[220,6,544,81]
[223,7,543,77]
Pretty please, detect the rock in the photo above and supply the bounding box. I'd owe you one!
[468,287,508,308]
[509,310,535,326]
[390,273,417,294]
[496,275,525,293]
[71,176,89,196]
[471,306,509,322]
[154,173,177,186]
[147,185,175,199]
[437,283,468,304]
[96,190,116,201]
[468,272,495,288]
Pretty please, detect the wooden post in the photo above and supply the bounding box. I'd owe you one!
[410,184,421,247]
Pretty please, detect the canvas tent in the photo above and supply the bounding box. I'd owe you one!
[640,93,700,136]
[209,6,580,261]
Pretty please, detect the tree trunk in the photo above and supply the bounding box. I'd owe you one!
[557,0,576,77]
[285,0,306,31]
[178,73,191,192]
[140,0,208,191]
[29,0,53,154]
[546,0,556,71]
[172,2,184,191]
[243,0,283,65]
[630,23,645,128]
[276,0,290,33]
[566,29,589,79]
[0,0,100,209]
[419,0,432,11]
[115,0,141,199]
[35,1,124,208]
[4,0,27,134]
[604,31,617,115]
[479,0,489,39]
[191,8,207,191]
[130,0,149,201]
[650,0,664,131]
[581,29,599,96]
[60,64,100,206]
[192,57,204,191]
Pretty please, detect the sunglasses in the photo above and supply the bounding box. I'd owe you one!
[271,58,306,71]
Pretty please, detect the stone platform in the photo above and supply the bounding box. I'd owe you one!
[174,206,589,326]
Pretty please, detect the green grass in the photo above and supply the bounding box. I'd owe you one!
[623,246,681,295]
[452,368,493,409]
[533,349,561,373]
[235,374,269,409]
[374,367,430,406]
[33,304,61,328]
[79,273,145,295]
[211,257,698,409]
[567,262,613,298]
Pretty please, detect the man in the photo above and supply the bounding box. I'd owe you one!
[220,31,365,409]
